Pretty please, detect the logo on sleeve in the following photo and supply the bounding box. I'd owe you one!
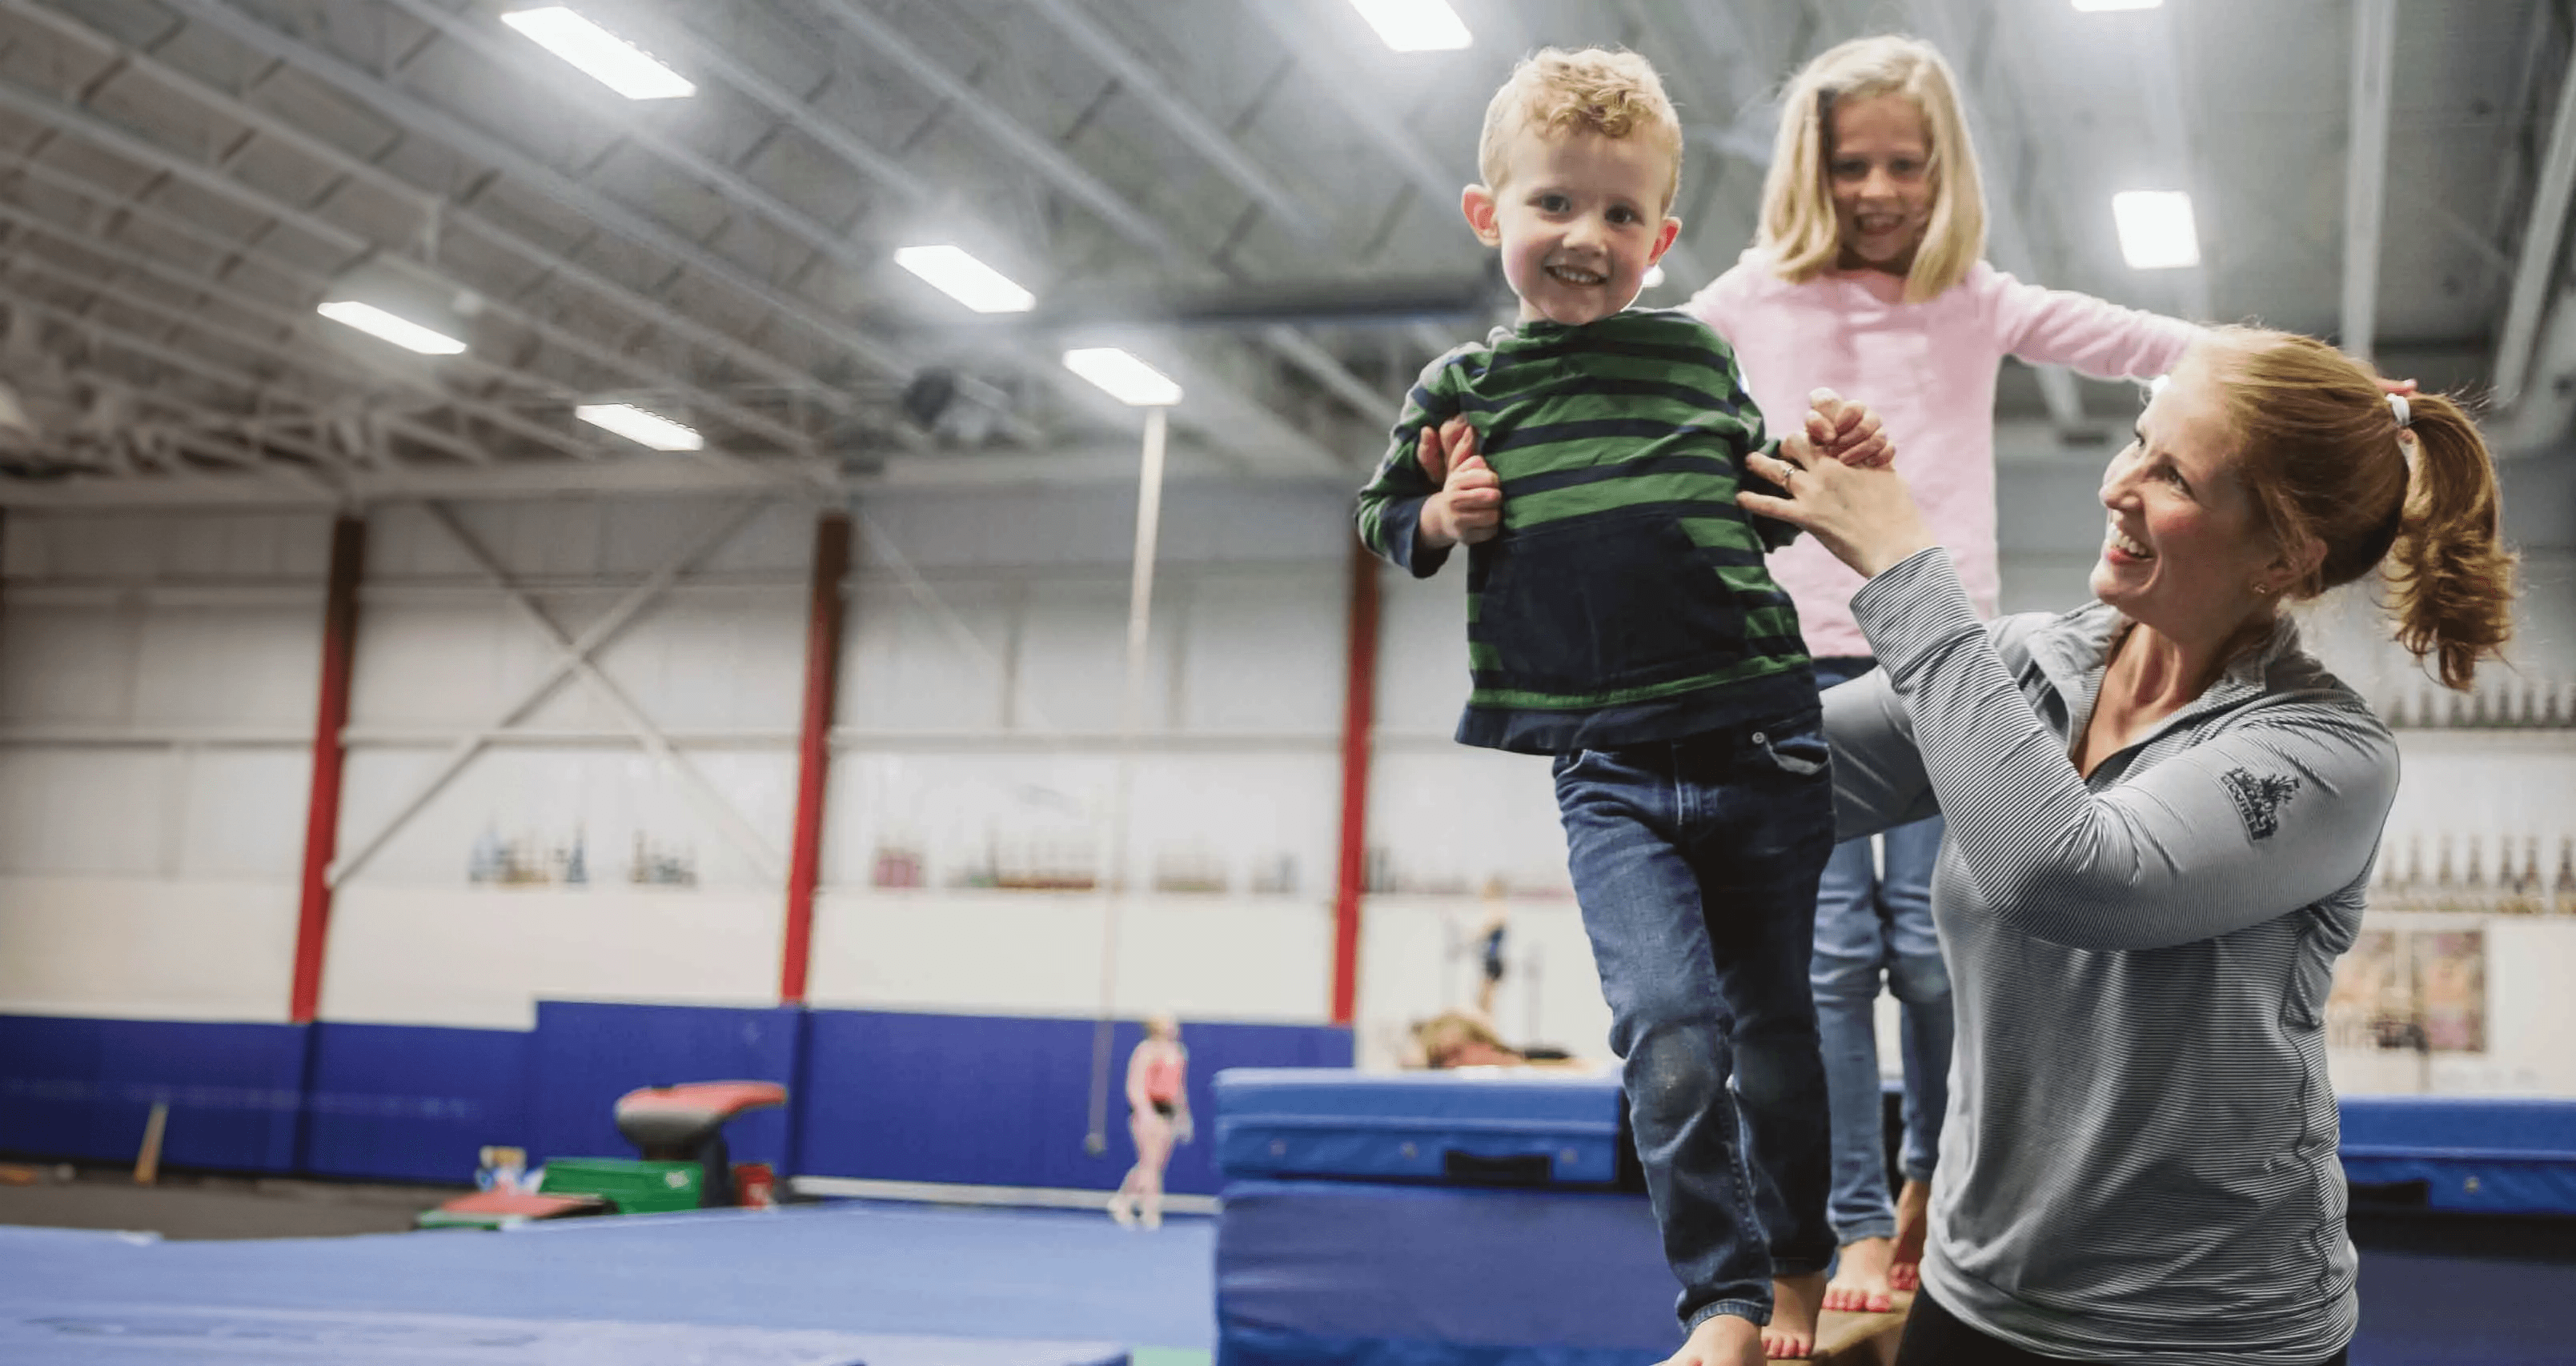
[2221,767,2301,841]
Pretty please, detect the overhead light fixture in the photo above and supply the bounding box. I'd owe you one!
[2072,0,2162,10]
[317,301,467,355]
[1348,0,1471,51]
[1064,349,1182,407]
[500,7,695,100]
[577,403,702,451]
[893,245,1036,314]
[1643,264,1667,289]
[2111,190,2201,270]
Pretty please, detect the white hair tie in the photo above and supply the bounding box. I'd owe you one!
[2388,392,2412,429]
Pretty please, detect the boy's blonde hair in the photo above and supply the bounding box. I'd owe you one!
[1478,47,1683,210]
[1759,35,1984,302]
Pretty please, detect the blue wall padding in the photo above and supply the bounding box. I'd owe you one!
[303,1022,534,1184]
[2338,1095,2576,1215]
[1215,1179,1676,1366]
[0,1005,1350,1192]
[529,1002,803,1172]
[798,1012,1354,1196]
[0,1015,303,1172]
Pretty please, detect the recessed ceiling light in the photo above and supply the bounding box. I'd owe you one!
[1063,349,1182,407]
[1347,0,1471,52]
[2112,190,2201,270]
[316,301,467,355]
[501,7,695,100]
[576,403,703,451]
[893,246,1037,314]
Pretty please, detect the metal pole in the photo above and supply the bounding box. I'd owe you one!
[1086,407,1170,1156]
[1330,539,1382,1025]
[780,511,854,1005]
[288,515,364,1024]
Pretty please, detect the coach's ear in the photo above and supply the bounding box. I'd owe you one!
[1462,185,1502,246]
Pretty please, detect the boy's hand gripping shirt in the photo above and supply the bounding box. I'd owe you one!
[1354,310,1812,754]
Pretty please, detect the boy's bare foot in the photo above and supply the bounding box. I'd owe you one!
[1888,1179,1930,1292]
[1657,1312,1763,1366]
[1822,1236,1895,1313]
[1763,1272,1824,1360]
[1106,1193,1136,1228]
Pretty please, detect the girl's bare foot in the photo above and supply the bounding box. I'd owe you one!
[1763,1272,1824,1360]
[1822,1236,1895,1313]
[1888,1179,1930,1292]
[1657,1312,1763,1366]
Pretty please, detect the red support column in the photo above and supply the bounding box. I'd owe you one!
[780,511,853,1006]
[1330,539,1382,1026]
[288,515,365,1025]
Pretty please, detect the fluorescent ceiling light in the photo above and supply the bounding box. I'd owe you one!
[577,403,703,451]
[1643,264,1667,289]
[893,245,1036,314]
[317,301,467,355]
[1063,348,1182,407]
[1347,0,1471,51]
[501,7,695,100]
[2111,190,2201,270]
[2072,0,2162,10]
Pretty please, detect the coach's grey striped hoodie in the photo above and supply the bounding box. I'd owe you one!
[1826,547,2396,1366]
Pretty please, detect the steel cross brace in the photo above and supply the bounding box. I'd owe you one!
[327,498,781,887]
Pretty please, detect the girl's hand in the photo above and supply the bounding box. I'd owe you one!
[1738,443,1938,579]
[1804,387,1894,469]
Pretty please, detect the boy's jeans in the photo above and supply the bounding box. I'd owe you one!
[1811,657,1954,1245]
[1553,712,1836,1332]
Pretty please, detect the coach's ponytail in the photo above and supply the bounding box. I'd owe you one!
[2205,326,2516,689]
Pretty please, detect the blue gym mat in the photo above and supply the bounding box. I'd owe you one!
[0,1203,1213,1364]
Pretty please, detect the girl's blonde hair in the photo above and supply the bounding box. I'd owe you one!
[1759,35,1984,302]
[2197,327,2517,689]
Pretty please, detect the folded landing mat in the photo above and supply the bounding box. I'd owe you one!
[1214,1180,1906,1366]
[1214,1069,1626,1187]
[1215,1177,1675,1366]
[2338,1095,2576,1216]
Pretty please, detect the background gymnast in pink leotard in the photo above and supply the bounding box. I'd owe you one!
[1108,1013,1191,1228]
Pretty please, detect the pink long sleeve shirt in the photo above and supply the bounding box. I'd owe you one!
[1687,249,2203,659]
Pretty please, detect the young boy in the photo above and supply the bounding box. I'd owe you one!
[1353,49,1885,1366]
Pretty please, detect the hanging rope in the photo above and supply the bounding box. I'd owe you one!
[1085,407,1171,1156]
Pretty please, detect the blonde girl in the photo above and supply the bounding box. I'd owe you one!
[1686,34,2204,1316]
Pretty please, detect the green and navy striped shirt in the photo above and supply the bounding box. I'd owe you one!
[1354,309,1813,754]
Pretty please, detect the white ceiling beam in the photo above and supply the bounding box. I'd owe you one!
[802,0,1184,257]
[0,248,584,463]
[784,0,1370,460]
[2343,0,2397,364]
[1017,0,1328,241]
[171,0,927,392]
[0,0,825,435]
[2494,25,2576,409]
[0,38,824,459]
[0,283,488,465]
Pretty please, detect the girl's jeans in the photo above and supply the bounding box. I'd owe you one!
[1811,655,1955,1245]
[1554,711,1837,1331]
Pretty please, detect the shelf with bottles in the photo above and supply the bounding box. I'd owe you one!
[2369,831,2576,915]
[2376,674,2576,730]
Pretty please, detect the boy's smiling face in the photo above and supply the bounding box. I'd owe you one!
[1464,128,1680,327]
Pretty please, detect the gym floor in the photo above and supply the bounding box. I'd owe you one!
[0,1170,2564,1366]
